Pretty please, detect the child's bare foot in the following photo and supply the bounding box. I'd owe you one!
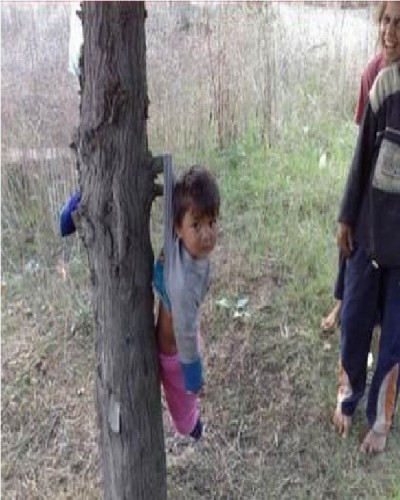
[333,406,352,438]
[321,301,341,332]
[360,429,387,454]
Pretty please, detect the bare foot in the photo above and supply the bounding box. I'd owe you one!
[360,429,387,454]
[333,405,352,438]
[321,301,341,332]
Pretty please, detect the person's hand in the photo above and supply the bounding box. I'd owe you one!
[337,223,353,258]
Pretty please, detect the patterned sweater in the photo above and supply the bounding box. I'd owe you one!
[339,62,400,267]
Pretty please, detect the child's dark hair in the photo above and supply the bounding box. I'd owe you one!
[173,165,220,227]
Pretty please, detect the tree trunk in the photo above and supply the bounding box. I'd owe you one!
[77,3,166,498]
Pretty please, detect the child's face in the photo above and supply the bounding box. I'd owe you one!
[380,2,400,64]
[175,208,218,259]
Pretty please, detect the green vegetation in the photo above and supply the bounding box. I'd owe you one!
[2,3,398,498]
[3,114,399,499]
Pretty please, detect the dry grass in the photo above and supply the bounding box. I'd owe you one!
[1,265,100,499]
[2,236,399,499]
[164,241,400,499]
[2,2,400,499]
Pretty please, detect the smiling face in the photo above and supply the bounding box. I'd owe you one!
[380,2,400,64]
[175,207,218,260]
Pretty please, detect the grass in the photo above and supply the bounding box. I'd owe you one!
[2,115,400,499]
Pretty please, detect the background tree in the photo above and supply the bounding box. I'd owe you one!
[76,3,166,498]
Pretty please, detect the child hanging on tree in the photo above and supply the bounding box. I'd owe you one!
[153,156,220,439]
[59,157,220,441]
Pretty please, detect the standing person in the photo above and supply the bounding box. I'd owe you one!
[321,1,400,331]
[333,55,400,454]
[153,157,220,439]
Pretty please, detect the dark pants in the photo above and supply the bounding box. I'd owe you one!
[340,247,400,430]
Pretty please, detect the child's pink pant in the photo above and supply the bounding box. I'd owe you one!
[159,351,199,436]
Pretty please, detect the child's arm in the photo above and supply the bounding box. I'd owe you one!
[338,103,376,232]
[171,288,204,394]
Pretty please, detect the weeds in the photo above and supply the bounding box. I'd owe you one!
[4,114,399,500]
[2,2,399,499]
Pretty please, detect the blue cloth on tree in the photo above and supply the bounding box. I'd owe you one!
[60,191,81,237]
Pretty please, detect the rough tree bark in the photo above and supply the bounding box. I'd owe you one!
[75,3,167,498]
